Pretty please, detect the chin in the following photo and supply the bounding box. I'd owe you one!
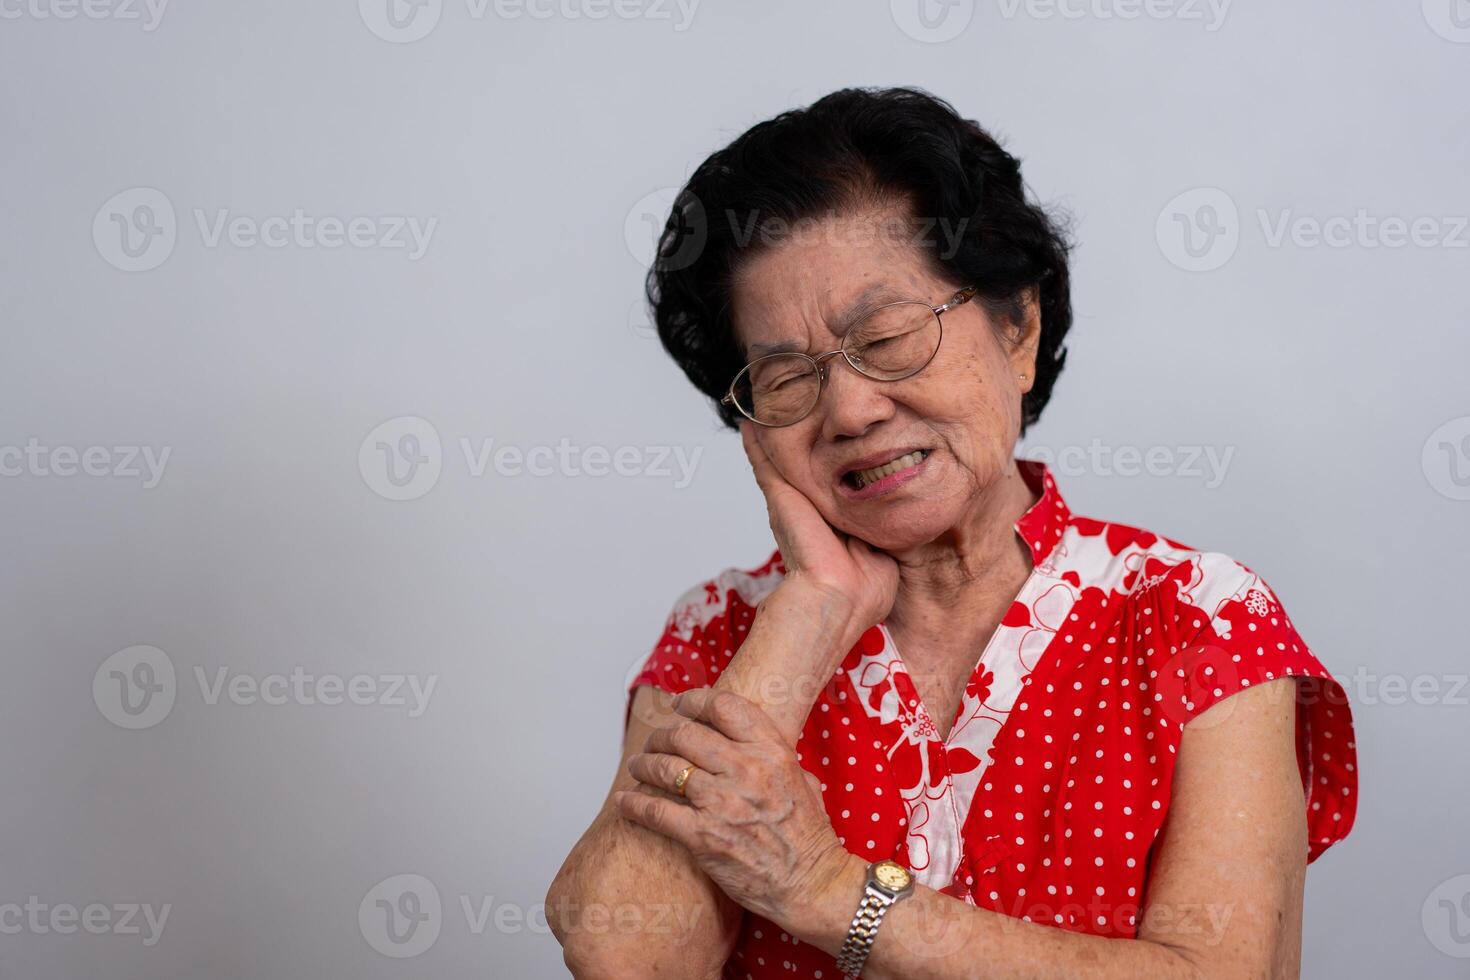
[836,503,957,554]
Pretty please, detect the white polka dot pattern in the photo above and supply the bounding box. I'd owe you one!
[626,460,1358,978]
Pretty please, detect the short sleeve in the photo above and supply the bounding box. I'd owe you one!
[626,580,727,699]
[1172,563,1358,862]
[623,562,777,731]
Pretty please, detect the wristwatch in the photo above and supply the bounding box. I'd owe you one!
[834,858,914,978]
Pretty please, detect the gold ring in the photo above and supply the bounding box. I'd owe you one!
[674,764,695,797]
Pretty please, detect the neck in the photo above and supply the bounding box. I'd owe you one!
[882,460,1040,637]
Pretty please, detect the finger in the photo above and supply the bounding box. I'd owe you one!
[740,422,814,522]
[672,688,778,744]
[612,787,704,849]
[644,718,735,774]
[626,752,710,803]
[739,420,783,495]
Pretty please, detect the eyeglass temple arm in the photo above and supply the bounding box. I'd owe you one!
[933,285,979,315]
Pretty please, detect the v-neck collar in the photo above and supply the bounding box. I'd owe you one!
[876,457,1071,742]
[836,460,1079,887]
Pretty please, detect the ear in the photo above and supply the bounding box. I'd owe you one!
[1007,286,1043,394]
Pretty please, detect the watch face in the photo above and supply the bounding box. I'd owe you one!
[872,860,912,892]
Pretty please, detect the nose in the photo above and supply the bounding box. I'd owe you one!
[816,352,897,441]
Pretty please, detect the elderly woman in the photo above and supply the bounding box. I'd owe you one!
[548,87,1356,979]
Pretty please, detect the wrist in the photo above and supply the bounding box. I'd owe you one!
[778,845,868,957]
[776,571,856,614]
[767,577,868,655]
[711,583,860,743]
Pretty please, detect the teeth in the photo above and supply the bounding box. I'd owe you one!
[852,450,928,489]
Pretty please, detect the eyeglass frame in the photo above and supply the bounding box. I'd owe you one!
[720,285,980,427]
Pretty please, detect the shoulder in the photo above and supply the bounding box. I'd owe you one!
[1050,510,1336,734]
[627,549,785,700]
[1055,511,1286,626]
[660,548,787,647]
[1052,514,1358,862]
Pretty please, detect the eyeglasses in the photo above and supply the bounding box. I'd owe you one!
[722,285,979,427]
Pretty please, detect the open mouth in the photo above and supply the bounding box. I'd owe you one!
[841,449,931,491]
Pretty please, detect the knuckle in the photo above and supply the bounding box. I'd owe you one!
[695,824,735,857]
[719,759,747,786]
[706,691,733,719]
[621,791,649,821]
[710,691,749,725]
[666,721,698,758]
[670,689,700,718]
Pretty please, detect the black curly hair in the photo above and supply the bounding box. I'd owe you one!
[644,86,1074,435]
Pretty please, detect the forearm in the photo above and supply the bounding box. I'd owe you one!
[711,581,862,745]
[785,856,1207,980]
[548,799,738,978]
[548,583,863,973]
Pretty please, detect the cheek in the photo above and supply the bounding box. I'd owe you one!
[913,348,1015,421]
[907,352,1023,464]
[760,434,826,493]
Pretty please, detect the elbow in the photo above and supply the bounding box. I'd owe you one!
[1153,942,1273,980]
[543,870,576,948]
[559,946,649,980]
[1143,938,1211,980]
[550,917,647,980]
[545,852,728,980]
[545,878,724,980]
[560,945,721,980]
[544,871,629,980]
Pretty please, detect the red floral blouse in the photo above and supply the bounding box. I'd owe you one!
[628,459,1357,978]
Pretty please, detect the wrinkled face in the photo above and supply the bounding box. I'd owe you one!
[729,208,1040,553]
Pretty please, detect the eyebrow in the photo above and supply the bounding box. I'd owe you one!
[744,284,909,360]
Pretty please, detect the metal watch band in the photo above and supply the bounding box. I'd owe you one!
[834,884,896,979]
